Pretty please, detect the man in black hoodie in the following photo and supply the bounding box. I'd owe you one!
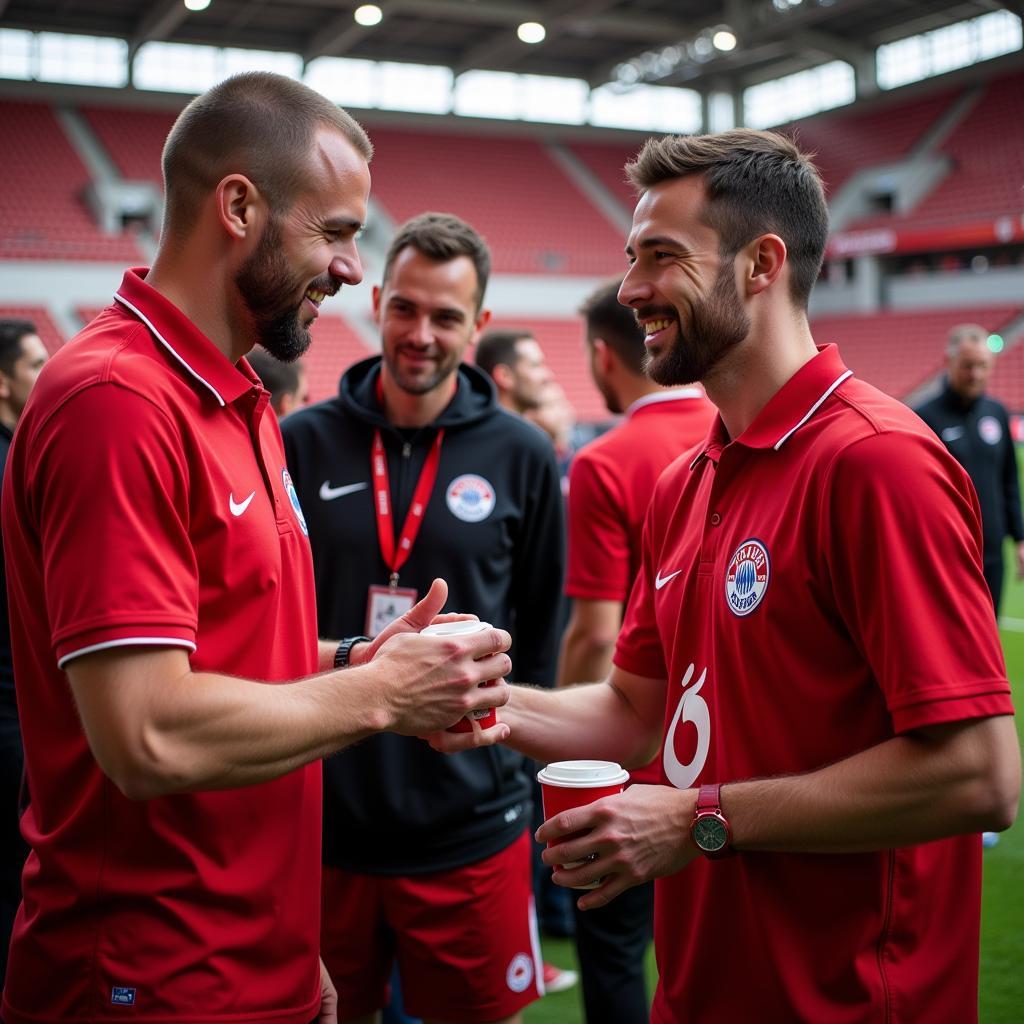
[281,212,564,1024]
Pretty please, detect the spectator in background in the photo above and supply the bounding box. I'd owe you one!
[914,323,1024,615]
[558,282,715,1023]
[281,212,565,1024]
[476,328,553,416]
[1,74,512,1024]
[247,345,309,417]
[0,318,48,986]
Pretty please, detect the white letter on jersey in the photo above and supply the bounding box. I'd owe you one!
[662,663,710,790]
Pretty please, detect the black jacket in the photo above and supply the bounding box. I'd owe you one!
[914,382,1024,559]
[282,357,564,873]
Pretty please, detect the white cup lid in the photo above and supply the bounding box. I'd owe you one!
[536,760,629,788]
[422,619,492,636]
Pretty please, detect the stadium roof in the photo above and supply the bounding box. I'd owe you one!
[3,0,1019,92]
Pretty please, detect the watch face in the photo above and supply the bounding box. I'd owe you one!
[694,815,728,853]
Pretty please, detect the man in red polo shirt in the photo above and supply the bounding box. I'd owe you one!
[438,129,1020,1023]
[558,278,714,1024]
[1,73,511,1024]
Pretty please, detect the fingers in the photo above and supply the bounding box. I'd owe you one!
[424,719,511,752]
[403,578,448,629]
[464,627,512,658]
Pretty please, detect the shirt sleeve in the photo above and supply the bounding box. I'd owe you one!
[30,383,198,666]
[823,429,1013,733]
[999,407,1024,542]
[565,450,631,602]
[613,498,668,681]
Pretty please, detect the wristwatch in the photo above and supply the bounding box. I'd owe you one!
[690,783,735,859]
[334,635,371,669]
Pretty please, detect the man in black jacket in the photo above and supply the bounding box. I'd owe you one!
[914,322,1024,615]
[0,318,48,986]
[281,213,564,1024]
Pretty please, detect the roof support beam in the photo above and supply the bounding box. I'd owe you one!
[129,0,190,53]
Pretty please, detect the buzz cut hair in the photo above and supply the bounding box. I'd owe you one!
[162,71,372,233]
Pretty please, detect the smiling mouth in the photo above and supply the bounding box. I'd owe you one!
[304,287,328,307]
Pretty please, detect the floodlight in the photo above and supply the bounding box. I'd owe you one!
[354,5,384,27]
[517,22,546,44]
[183,0,211,11]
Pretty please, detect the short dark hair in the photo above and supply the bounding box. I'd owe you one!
[247,347,303,405]
[579,279,646,376]
[162,72,372,232]
[626,129,828,308]
[0,318,37,376]
[381,212,491,310]
[475,329,534,378]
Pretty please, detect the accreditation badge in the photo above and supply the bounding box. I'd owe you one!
[365,584,418,637]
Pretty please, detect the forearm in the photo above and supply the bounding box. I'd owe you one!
[107,661,392,798]
[501,678,660,769]
[557,623,614,687]
[725,716,1020,853]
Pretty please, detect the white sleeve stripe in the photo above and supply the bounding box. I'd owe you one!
[57,637,197,670]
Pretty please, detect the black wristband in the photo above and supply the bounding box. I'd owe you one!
[334,636,371,669]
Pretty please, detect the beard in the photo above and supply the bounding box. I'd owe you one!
[644,263,750,386]
[235,217,329,363]
[383,343,463,396]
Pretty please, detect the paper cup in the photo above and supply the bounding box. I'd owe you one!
[536,760,630,888]
[421,620,499,733]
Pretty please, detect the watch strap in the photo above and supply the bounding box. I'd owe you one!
[334,635,371,669]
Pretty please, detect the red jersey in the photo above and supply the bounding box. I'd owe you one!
[566,388,715,784]
[1,270,322,1022]
[614,345,1013,1023]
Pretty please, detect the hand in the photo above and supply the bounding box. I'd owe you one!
[372,621,513,736]
[317,958,337,1024]
[1015,541,1024,580]
[351,578,473,666]
[535,784,699,910]
[423,714,511,753]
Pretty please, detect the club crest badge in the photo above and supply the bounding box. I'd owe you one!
[725,538,770,617]
[282,469,308,536]
[506,952,534,993]
[446,474,495,523]
[978,415,1002,446]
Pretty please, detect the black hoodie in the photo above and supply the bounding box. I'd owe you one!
[281,357,565,873]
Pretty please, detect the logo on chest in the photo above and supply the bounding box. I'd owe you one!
[282,469,309,536]
[446,474,495,523]
[725,538,770,617]
[978,416,1002,446]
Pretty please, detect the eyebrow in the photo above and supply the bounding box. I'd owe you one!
[625,235,689,257]
[322,216,364,233]
[387,295,466,319]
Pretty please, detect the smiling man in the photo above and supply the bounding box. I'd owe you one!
[1,76,515,1024]
[436,129,1020,1024]
[281,212,564,1024]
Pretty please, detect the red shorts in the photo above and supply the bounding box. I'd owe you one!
[321,832,543,1023]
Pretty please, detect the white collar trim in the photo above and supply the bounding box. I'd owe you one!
[626,387,704,418]
[115,293,226,407]
[773,370,852,450]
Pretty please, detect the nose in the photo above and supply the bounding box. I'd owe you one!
[330,244,363,287]
[406,315,434,346]
[618,263,649,309]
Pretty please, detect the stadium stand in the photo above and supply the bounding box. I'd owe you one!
[304,313,375,404]
[567,140,644,211]
[810,305,1022,399]
[0,101,142,262]
[79,106,176,185]
[780,87,962,197]
[365,128,626,275]
[0,306,65,355]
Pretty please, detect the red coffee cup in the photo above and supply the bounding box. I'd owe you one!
[536,760,630,888]
[421,619,499,733]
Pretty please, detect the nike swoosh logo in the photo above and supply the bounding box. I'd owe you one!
[655,569,682,590]
[319,480,368,501]
[941,426,965,442]
[229,491,255,517]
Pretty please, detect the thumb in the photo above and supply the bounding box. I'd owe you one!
[404,578,449,629]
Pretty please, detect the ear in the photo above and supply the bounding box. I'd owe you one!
[743,234,787,297]
[592,337,615,376]
[371,284,382,324]
[469,308,492,351]
[215,174,264,241]
[491,363,515,392]
[0,372,10,400]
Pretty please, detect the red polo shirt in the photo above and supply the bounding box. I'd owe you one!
[615,345,1013,1024]
[2,269,321,1022]
[566,388,715,784]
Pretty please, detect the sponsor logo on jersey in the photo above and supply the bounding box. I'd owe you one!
[725,538,770,617]
[319,480,368,501]
[282,469,308,536]
[446,474,495,522]
[506,952,534,993]
[229,490,255,517]
[978,415,1002,445]
[111,987,137,1006]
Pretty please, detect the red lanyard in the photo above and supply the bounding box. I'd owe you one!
[371,427,445,587]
